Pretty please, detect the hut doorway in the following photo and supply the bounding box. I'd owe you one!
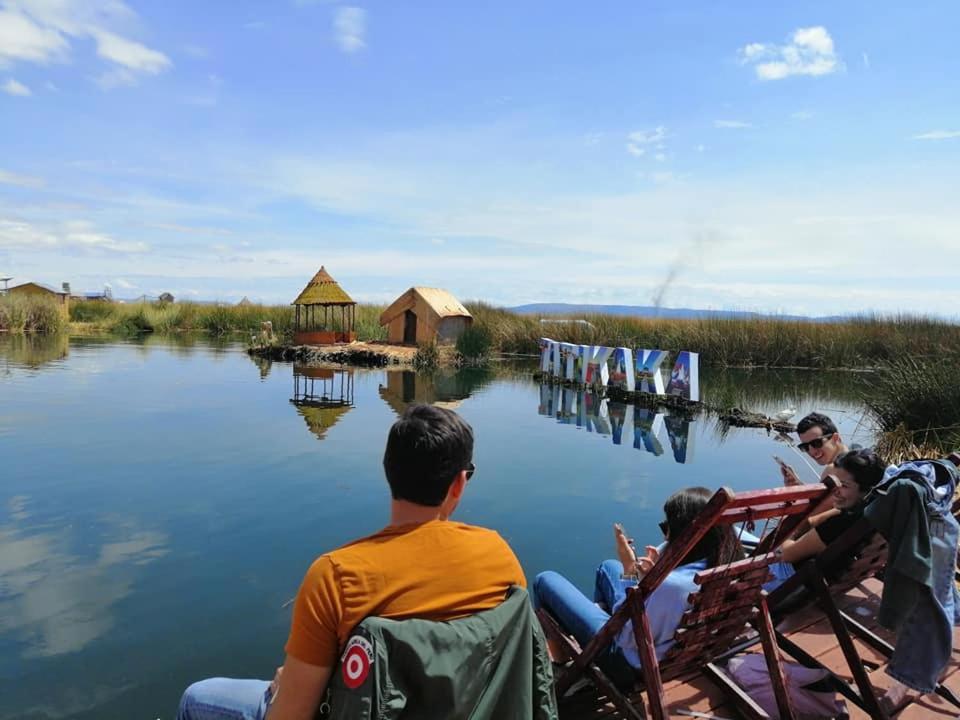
[403,310,417,344]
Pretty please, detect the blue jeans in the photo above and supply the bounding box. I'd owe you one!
[887,511,960,693]
[534,560,636,688]
[177,678,271,720]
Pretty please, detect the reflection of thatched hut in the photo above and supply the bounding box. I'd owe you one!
[378,368,492,415]
[379,287,472,345]
[290,365,354,441]
[293,403,353,441]
[292,267,356,345]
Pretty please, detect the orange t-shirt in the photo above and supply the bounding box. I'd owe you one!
[285,519,526,668]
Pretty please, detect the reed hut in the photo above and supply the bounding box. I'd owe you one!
[292,266,357,345]
[379,287,472,345]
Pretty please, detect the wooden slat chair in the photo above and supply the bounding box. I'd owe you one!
[732,457,960,719]
[537,483,837,720]
[752,516,893,719]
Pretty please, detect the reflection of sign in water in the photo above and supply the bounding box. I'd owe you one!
[537,385,695,463]
[291,366,355,441]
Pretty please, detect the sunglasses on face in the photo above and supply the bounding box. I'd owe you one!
[797,433,835,453]
[658,520,669,536]
[465,462,476,481]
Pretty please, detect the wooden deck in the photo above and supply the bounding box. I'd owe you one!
[558,578,960,719]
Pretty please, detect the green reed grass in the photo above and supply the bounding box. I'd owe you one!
[863,357,960,457]
[0,294,66,334]
[466,302,960,369]
[68,300,388,340]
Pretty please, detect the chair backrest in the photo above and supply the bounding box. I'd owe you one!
[637,481,838,597]
[659,553,776,682]
[819,517,888,592]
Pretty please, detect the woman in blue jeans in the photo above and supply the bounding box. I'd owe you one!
[533,487,743,688]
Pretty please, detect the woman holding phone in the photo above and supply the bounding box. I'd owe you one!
[533,487,743,688]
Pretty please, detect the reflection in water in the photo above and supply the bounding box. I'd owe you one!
[538,384,696,463]
[0,333,69,372]
[251,355,273,380]
[378,368,494,415]
[290,365,355,441]
[701,366,864,411]
[0,496,168,659]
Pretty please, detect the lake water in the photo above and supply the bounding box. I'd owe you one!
[0,335,876,720]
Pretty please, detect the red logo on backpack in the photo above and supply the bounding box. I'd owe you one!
[340,635,373,689]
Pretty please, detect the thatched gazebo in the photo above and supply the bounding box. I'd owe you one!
[292,266,357,345]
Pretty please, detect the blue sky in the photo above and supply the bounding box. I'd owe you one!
[1,0,958,315]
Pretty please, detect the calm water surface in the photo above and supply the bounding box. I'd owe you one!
[0,335,875,719]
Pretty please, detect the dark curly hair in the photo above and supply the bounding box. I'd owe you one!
[833,448,886,492]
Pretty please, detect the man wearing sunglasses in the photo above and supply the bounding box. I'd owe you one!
[781,412,850,486]
[178,404,525,720]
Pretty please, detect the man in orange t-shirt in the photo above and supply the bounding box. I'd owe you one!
[177,404,526,720]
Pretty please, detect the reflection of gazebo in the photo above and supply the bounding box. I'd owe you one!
[290,365,355,441]
[292,266,357,345]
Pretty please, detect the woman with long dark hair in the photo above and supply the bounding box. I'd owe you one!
[533,487,743,687]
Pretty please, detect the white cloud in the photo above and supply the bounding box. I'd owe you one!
[90,29,170,74]
[0,1,170,86]
[654,152,666,162]
[862,52,870,69]
[626,126,668,158]
[694,144,706,152]
[739,26,841,81]
[2,78,31,95]
[912,130,960,141]
[0,168,43,187]
[713,120,752,129]
[0,8,68,66]
[627,126,667,145]
[113,278,136,290]
[0,218,149,253]
[334,7,366,53]
[791,110,814,121]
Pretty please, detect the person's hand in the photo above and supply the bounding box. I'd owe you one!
[269,666,283,702]
[613,523,638,570]
[780,462,801,487]
[635,545,660,576]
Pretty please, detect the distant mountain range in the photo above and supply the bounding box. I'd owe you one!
[509,303,848,323]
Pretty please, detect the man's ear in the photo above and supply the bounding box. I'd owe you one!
[447,471,467,502]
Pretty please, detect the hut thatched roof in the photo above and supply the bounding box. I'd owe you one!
[379,287,471,325]
[292,266,355,306]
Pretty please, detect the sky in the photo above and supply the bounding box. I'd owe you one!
[1,0,959,316]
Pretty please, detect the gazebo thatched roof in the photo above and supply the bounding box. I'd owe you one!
[292,266,355,306]
[292,402,352,441]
